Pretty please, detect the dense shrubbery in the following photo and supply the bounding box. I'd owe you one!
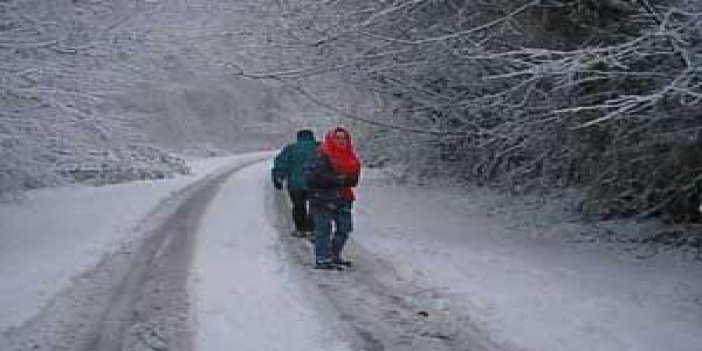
[256,0,702,223]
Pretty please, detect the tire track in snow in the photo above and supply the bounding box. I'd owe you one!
[0,155,269,351]
[85,156,270,351]
[267,184,500,351]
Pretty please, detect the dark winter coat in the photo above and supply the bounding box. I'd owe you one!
[304,149,359,206]
[271,133,318,190]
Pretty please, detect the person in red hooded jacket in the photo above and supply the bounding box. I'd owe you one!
[304,126,361,270]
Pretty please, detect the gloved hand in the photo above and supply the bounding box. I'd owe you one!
[273,178,283,190]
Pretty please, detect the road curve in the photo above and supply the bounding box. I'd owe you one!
[0,154,269,351]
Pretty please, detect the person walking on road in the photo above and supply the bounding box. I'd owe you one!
[272,129,319,237]
[304,126,361,270]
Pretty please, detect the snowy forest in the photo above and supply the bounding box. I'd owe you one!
[2,0,701,233]
[0,0,304,194]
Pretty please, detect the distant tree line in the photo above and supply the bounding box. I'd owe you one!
[0,0,291,197]
[0,0,191,196]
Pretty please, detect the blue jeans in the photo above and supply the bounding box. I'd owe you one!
[312,201,353,264]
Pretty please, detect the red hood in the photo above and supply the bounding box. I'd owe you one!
[320,126,360,201]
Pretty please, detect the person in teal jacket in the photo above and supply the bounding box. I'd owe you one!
[272,129,319,237]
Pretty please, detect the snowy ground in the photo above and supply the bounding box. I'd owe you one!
[0,154,263,333]
[354,172,702,351]
[192,161,354,351]
[1,153,701,351]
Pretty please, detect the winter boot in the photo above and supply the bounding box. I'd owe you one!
[332,257,353,267]
[314,260,343,271]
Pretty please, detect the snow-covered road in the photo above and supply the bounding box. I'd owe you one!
[0,154,273,350]
[192,161,355,351]
[1,153,701,351]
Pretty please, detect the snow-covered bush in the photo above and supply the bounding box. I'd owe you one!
[253,0,702,224]
[0,0,299,197]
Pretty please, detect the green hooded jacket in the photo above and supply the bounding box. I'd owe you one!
[272,132,318,190]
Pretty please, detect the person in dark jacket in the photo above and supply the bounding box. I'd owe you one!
[272,129,318,237]
[304,126,361,270]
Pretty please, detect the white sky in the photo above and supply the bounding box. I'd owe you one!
[1,153,701,351]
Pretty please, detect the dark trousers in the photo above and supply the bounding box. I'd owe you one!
[288,189,312,231]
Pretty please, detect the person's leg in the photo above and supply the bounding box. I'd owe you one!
[312,204,334,267]
[300,190,313,233]
[288,189,307,233]
[331,201,353,264]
